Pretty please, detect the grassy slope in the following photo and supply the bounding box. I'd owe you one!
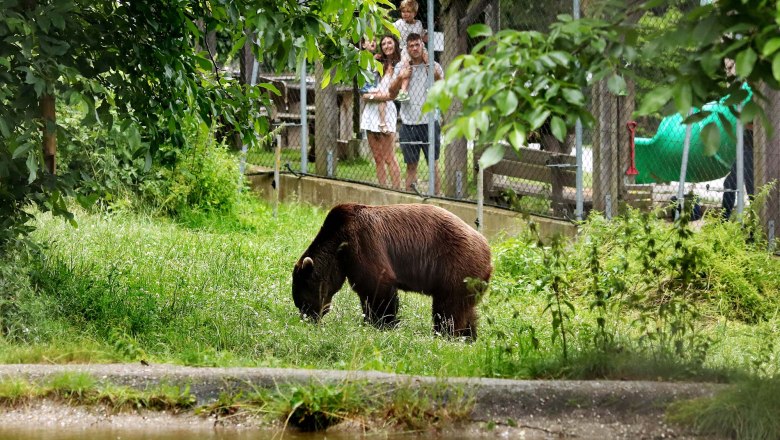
[0,198,777,383]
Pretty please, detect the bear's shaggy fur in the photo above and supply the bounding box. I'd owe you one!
[292,203,492,339]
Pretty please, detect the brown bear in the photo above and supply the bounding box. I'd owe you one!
[292,203,492,340]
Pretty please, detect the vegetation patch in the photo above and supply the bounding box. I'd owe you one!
[0,197,778,387]
[0,373,196,413]
[199,380,474,432]
[667,376,780,440]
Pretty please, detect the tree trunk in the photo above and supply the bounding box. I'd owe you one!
[41,94,56,175]
[441,0,470,198]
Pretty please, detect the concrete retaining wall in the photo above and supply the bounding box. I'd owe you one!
[247,169,576,241]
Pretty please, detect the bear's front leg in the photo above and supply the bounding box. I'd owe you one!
[359,289,399,329]
[432,296,477,340]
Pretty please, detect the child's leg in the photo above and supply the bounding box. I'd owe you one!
[378,101,388,133]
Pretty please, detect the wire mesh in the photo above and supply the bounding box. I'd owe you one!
[245,0,777,226]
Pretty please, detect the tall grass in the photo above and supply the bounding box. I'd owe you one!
[0,197,777,385]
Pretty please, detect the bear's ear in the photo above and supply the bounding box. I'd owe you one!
[302,256,314,271]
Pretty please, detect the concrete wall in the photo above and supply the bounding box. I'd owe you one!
[247,170,576,242]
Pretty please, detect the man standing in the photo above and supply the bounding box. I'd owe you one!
[389,33,444,193]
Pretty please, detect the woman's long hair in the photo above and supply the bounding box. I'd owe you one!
[377,34,401,75]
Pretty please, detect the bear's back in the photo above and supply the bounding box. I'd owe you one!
[337,204,492,293]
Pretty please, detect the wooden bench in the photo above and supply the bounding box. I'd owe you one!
[478,146,592,217]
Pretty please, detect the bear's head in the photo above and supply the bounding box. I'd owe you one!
[292,256,338,321]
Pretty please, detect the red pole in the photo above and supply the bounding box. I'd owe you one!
[626,121,639,176]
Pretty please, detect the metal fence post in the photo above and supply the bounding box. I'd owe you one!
[300,56,308,174]
[274,134,282,218]
[427,0,436,196]
[572,0,583,211]
[675,119,694,220]
[477,164,484,233]
[736,110,745,219]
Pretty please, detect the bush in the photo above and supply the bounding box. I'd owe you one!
[141,117,240,216]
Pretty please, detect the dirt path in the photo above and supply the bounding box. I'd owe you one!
[0,363,722,439]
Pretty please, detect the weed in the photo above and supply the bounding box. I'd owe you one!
[383,382,474,431]
[668,376,780,440]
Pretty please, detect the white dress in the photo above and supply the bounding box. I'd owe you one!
[360,71,397,134]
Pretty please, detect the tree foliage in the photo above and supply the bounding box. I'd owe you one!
[427,0,780,168]
[0,0,393,246]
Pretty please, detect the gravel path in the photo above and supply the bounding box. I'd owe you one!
[0,363,723,439]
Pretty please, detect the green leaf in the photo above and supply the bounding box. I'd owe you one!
[508,126,527,151]
[467,24,493,38]
[700,122,720,157]
[478,144,505,169]
[735,47,757,78]
[762,37,780,57]
[547,51,570,66]
[0,118,9,138]
[674,82,692,115]
[528,107,551,131]
[496,90,518,116]
[637,86,673,115]
[607,74,627,96]
[76,193,99,209]
[773,53,780,82]
[26,151,37,184]
[550,116,566,142]
[740,101,760,125]
[12,143,32,159]
[561,89,584,106]
[50,12,66,30]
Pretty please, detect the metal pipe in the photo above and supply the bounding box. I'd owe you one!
[300,56,308,174]
[427,0,435,196]
[575,119,583,221]
[573,0,583,220]
[736,109,745,219]
[676,121,694,220]
[274,134,282,218]
[477,164,484,233]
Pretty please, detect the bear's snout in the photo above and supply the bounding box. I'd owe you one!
[299,303,331,322]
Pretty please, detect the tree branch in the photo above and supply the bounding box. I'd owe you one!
[459,0,493,30]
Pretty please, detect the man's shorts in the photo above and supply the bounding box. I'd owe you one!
[399,122,441,164]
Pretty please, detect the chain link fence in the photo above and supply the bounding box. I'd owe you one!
[246,0,778,229]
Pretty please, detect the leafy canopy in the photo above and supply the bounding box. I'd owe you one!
[0,0,393,246]
[427,0,780,168]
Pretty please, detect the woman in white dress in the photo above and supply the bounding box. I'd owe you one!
[360,35,402,190]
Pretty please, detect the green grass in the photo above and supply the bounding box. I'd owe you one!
[0,373,196,412]
[668,376,780,440]
[0,197,778,388]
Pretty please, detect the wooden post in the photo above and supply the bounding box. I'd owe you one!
[549,154,566,217]
[442,0,469,198]
[41,94,56,174]
[753,83,780,247]
[592,80,619,217]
